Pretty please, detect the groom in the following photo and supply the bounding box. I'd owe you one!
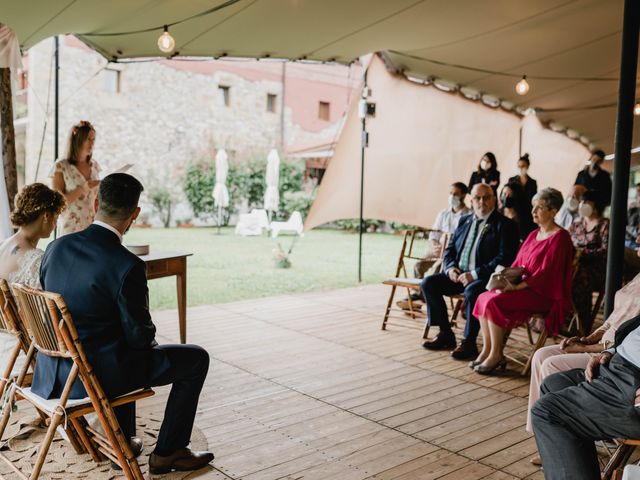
[33,173,213,474]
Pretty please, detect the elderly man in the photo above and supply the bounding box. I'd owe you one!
[421,183,519,359]
[555,184,586,230]
[532,314,640,479]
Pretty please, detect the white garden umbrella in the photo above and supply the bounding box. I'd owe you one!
[263,149,280,216]
[212,149,229,233]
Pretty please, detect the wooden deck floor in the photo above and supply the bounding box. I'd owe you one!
[148,284,549,480]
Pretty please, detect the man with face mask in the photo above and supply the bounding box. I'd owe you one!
[574,150,612,208]
[397,182,471,310]
[33,173,214,474]
[555,184,587,230]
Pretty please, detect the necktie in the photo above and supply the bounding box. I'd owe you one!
[459,218,481,272]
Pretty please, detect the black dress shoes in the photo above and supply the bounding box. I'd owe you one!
[149,447,215,474]
[422,333,456,350]
[450,340,479,360]
[111,436,144,470]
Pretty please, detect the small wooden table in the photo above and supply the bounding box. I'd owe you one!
[139,251,192,344]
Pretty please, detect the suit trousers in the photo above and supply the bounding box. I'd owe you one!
[115,344,210,455]
[531,355,640,480]
[421,273,485,343]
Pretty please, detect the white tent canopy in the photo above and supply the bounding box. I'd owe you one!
[0,0,635,152]
[305,56,589,230]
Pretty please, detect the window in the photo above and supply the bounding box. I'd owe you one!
[103,69,120,93]
[318,101,330,121]
[266,93,277,113]
[218,85,230,107]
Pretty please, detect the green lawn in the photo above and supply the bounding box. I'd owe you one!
[122,227,403,310]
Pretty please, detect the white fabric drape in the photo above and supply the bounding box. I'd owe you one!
[305,56,589,230]
[263,149,280,212]
[0,25,21,69]
[212,149,229,208]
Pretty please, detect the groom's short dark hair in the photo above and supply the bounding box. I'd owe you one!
[98,173,144,220]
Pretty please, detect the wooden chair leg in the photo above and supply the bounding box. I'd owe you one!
[30,408,65,480]
[602,444,636,480]
[70,417,100,461]
[382,285,398,330]
[522,331,548,376]
[406,288,418,320]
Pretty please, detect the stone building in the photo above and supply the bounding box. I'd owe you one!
[22,36,360,222]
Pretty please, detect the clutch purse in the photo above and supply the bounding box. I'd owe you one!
[486,265,524,291]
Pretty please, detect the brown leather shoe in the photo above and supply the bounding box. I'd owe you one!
[450,340,479,360]
[149,448,214,474]
[530,455,542,466]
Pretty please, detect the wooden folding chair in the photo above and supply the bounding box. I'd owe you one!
[381,229,446,337]
[601,439,640,480]
[0,284,154,480]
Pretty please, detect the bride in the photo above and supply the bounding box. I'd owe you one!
[0,183,66,288]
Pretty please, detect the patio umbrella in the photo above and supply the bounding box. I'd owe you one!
[263,149,280,218]
[212,148,229,234]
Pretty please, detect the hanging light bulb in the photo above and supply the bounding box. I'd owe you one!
[634,102,640,116]
[515,75,530,96]
[157,25,175,53]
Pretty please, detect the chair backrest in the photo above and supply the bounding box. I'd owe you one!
[393,229,443,278]
[251,209,270,229]
[0,279,22,334]
[289,211,303,229]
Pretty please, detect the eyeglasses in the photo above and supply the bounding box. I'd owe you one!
[532,205,549,212]
[472,195,493,202]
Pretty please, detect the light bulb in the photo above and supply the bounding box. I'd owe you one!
[157,25,175,53]
[515,75,530,96]
[634,103,640,116]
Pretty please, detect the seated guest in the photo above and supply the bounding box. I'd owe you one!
[0,183,65,288]
[499,181,535,241]
[397,182,471,310]
[525,272,640,466]
[468,152,500,194]
[626,183,640,248]
[32,173,214,474]
[532,314,640,479]
[472,188,573,374]
[421,183,519,359]
[554,184,586,229]
[508,153,538,206]
[569,190,609,335]
[574,148,612,208]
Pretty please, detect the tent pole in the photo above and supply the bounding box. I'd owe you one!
[54,35,59,163]
[0,66,17,212]
[358,69,368,283]
[604,0,639,319]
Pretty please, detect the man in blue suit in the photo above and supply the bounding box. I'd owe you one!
[33,173,214,474]
[421,183,519,359]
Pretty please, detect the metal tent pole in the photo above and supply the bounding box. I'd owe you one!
[358,69,368,283]
[604,0,640,318]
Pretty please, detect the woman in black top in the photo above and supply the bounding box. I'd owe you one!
[499,181,536,241]
[468,152,500,194]
[508,153,538,206]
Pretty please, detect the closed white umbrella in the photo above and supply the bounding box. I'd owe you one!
[212,149,229,232]
[263,149,280,214]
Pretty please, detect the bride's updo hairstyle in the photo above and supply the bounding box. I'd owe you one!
[10,183,66,227]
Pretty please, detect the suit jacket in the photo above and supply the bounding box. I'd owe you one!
[32,224,170,399]
[443,209,519,283]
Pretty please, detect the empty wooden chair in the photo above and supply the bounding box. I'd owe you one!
[601,439,640,480]
[0,284,154,480]
[382,229,447,338]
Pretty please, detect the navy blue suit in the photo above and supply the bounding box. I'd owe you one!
[33,224,209,454]
[421,210,519,343]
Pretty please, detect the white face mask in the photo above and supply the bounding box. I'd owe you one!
[448,194,461,209]
[480,160,490,171]
[567,197,579,212]
[519,167,528,176]
[579,203,593,218]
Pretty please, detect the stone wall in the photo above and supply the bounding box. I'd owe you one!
[25,38,357,224]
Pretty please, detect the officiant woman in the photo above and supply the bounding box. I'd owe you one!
[471,188,574,375]
[50,120,101,235]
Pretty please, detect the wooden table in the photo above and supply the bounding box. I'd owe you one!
[139,251,192,344]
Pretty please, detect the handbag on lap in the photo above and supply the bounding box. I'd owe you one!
[486,265,525,291]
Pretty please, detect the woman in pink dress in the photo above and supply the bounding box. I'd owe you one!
[472,188,574,374]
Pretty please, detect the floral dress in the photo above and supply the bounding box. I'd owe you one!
[49,159,101,236]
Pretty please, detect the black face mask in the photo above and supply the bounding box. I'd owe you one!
[501,196,515,209]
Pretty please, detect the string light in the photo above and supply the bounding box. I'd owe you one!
[515,75,530,96]
[634,102,640,116]
[157,26,175,53]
